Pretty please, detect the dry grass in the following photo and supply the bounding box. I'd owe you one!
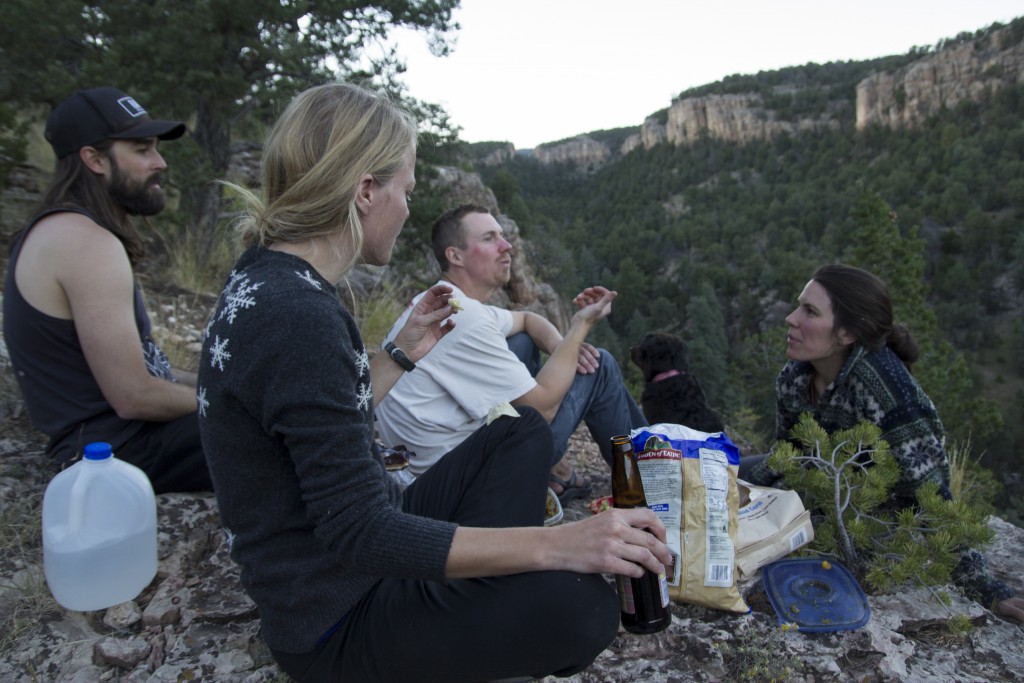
[345,276,410,354]
[947,436,999,514]
[145,292,214,373]
[0,469,53,653]
[158,223,238,297]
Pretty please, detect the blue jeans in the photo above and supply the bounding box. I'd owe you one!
[507,332,647,467]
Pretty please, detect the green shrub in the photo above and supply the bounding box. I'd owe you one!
[770,414,995,594]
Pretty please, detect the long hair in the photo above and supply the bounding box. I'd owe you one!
[812,263,919,368]
[36,139,145,263]
[227,82,417,277]
[431,203,490,272]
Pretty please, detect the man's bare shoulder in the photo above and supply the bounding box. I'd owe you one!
[15,211,133,318]
[22,211,127,265]
[28,210,119,242]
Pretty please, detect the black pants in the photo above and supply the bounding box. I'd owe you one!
[272,409,620,682]
[116,414,213,493]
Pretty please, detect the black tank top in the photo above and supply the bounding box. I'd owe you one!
[3,208,175,463]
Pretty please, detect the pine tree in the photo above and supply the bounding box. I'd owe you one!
[770,414,995,594]
[685,282,734,411]
[844,186,1002,445]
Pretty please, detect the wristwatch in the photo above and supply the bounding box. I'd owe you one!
[384,341,416,371]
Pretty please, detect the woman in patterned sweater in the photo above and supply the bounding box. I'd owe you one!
[197,82,672,683]
[748,264,1022,622]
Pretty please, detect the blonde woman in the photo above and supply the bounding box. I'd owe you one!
[197,82,671,683]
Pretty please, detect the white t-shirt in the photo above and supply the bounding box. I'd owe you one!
[375,282,537,476]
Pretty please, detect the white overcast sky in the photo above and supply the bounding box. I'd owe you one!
[384,0,1023,149]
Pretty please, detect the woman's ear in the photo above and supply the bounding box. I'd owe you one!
[354,173,375,216]
[836,327,855,347]
[79,146,108,175]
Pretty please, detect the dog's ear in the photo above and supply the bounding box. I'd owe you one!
[668,335,690,372]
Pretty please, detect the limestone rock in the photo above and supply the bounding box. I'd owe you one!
[93,635,151,669]
[856,25,1024,131]
[663,93,835,147]
[476,143,517,166]
[533,136,612,172]
[2,431,1022,682]
[103,600,143,629]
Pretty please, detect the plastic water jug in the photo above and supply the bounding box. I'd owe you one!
[42,442,158,611]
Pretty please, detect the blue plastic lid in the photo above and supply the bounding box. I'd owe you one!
[762,558,870,632]
[83,442,113,461]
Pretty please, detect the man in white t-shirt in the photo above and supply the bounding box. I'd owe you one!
[375,204,647,503]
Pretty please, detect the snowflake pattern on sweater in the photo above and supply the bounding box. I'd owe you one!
[199,263,372,411]
[195,247,456,653]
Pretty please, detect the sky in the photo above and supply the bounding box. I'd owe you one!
[385,0,1024,149]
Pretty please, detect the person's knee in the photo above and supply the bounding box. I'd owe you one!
[596,348,624,380]
[543,572,619,669]
[509,405,547,433]
[507,332,541,374]
[491,406,553,464]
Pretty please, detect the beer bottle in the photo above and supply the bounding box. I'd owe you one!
[610,434,671,634]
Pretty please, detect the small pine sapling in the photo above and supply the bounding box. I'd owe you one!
[768,413,995,595]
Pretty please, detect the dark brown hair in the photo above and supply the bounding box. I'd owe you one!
[812,263,919,368]
[430,203,491,272]
[39,139,145,264]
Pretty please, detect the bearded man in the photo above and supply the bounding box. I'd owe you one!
[3,87,211,492]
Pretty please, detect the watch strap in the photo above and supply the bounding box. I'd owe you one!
[384,341,416,371]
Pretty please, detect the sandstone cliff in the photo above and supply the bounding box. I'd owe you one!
[532,136,612,172]
[520,21,1022,169]
[631,93,837,151]
[856,24,1024,130]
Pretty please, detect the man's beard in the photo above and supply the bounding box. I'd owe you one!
[108,158,166,216]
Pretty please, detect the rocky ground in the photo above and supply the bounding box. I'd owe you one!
[1,291,1023,682]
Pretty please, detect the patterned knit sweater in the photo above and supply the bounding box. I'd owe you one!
[197,247,457,653]
[775,345,950,503]
[748,345,1012,606]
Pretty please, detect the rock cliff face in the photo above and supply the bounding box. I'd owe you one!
[645,93,835,149]
[532,136,612,172]
[476,142,517,166]
[527,23,1022,168]
[856,25,1024,130]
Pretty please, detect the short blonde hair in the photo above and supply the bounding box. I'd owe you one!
[230,82,417,275]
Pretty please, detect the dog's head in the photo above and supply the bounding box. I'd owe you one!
[630,332,689,382]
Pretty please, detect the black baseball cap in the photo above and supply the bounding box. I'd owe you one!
[45,87,187,158]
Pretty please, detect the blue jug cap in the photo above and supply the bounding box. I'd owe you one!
[83,442,114,461]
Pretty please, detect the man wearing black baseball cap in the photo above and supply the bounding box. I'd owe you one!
[2,87,212,493]
[44,86,187,159]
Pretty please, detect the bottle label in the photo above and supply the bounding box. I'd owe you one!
[657,571,670,607]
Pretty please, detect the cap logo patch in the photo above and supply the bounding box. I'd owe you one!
[117,96,147,118]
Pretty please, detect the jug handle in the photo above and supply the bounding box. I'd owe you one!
[66,466,92,538]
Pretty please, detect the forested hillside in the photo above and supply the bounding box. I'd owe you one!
[470,21,1024,521]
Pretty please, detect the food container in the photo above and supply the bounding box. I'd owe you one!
[761,557,870,632]
[544,487,564,526]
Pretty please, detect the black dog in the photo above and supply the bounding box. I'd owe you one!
[630,332,725,433]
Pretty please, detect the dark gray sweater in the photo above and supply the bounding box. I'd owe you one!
[197,247,457,653]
